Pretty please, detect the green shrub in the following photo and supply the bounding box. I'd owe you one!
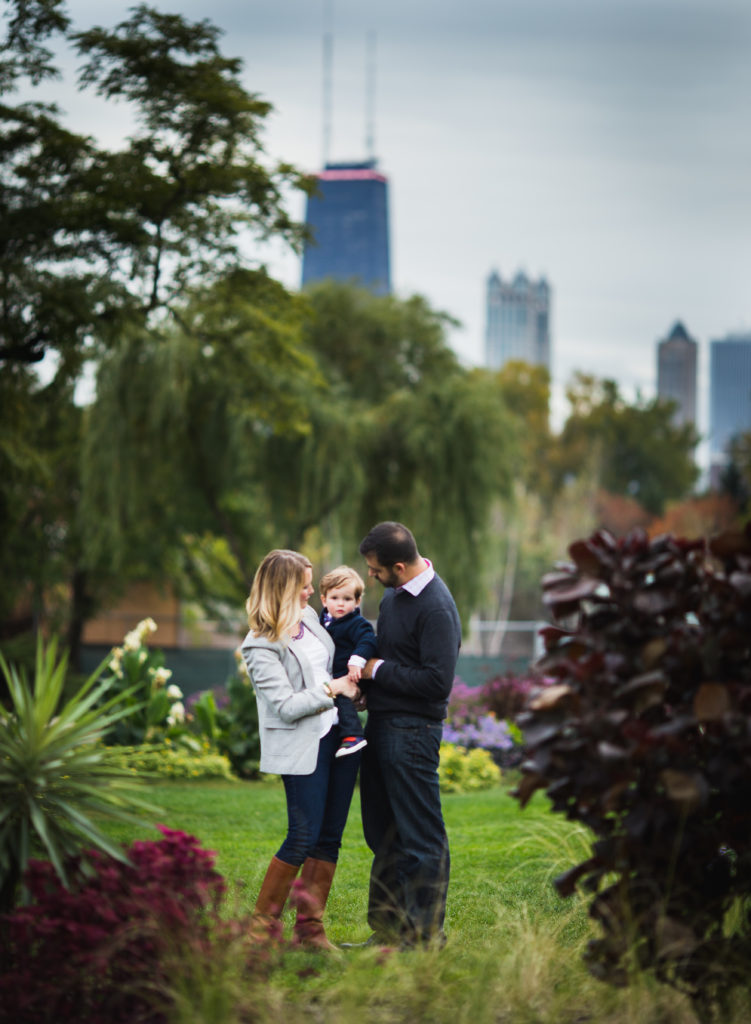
[97,618,188,747]
[0,637,156,913]
[104,743,235,781]
[438,741,501,793]
[188,656,261,779]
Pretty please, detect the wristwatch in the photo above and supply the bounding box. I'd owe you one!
[323,682,334,699]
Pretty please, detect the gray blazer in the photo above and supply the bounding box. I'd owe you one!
[241,605,336,775]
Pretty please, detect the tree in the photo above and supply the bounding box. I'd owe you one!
[81,270,320,608]
[291,282,519,620]
[0,3,313,660]
[552,373,699,516]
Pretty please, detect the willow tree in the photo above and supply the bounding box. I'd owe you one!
[82,271,321,619]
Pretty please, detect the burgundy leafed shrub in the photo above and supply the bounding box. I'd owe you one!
[0,826,227,1024]
[515,523,751,1020]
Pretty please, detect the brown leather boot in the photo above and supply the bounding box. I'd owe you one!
[292,857,338,950]
[249,856,300,944]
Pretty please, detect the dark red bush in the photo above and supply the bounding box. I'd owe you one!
[515,523,751,1020]
[0,826,227,1024]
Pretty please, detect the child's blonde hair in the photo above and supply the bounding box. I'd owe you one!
[319,565,365,602]
[246,549,312,642]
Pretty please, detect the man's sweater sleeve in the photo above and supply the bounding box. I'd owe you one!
[373,608,458,700]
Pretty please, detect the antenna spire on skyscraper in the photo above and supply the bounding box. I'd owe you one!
[322,0,334,166]
[365,31,376,162]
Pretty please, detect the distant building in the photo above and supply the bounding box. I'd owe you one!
[301,160,391,295]
[656,321,697,428]
[709,332,751,480]
[484,269,551,371]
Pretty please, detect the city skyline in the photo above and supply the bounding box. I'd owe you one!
[20,0,751,441]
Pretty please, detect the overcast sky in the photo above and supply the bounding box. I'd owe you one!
[27,1,751,435]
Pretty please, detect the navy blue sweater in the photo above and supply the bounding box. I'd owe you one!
[363,574,461,721]
[319,607,379,678]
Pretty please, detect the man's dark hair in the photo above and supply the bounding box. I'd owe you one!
[359,522,418,566]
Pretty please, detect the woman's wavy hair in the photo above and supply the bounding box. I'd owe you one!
[246,549,312,643]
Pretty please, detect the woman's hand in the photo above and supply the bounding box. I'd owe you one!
[329,675,360,700]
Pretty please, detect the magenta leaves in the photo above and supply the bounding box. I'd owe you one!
[0,826,229,1024]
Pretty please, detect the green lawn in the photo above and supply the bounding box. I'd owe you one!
[102,778,580,943]
[95,779,727,1023]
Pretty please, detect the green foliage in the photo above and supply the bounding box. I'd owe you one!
[72,5,311,313]
[0,2,313,647]
[81,271,318,590]
[518,522,751,1019]
[0,635,156,912]
[194,661,261,779]
[438,742,501,794]
[284,282,519,618]
[553,373,699,515]
[103,743,234,781]
[96,617,187,747]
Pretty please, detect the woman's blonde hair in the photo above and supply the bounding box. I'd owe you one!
[246,549,313,642]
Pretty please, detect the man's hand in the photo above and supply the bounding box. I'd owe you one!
[360,658,379,681]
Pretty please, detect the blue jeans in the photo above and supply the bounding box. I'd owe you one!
[360,713,449,942]
[276,726,361,866]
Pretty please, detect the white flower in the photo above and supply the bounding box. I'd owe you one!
[108,647,124,676]
[123,630,140,651]
[152,667,172,687]
[137,617,157,640]
[166,701,185,726]
[166,684,183,700]
[138,650,147,664]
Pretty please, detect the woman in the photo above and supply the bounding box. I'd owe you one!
[241,549,362,949]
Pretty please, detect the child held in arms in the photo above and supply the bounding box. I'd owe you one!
[319,566,378,757]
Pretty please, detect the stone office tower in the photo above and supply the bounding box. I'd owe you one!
[301,159,391,296]
[484,269,551,371]
[656,321,698,428]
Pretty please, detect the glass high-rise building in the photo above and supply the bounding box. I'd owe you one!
[484,269,551,371]
[709,332,751,473]
[301,160,391,295]
[656,321,697,428]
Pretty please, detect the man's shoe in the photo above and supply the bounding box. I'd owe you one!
[335,736,367,758]
[339,933,387,949]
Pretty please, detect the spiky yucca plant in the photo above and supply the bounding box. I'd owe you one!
[0,636,158,913]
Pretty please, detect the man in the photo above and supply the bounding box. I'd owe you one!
[356,521,461,948]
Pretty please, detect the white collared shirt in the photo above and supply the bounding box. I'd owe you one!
[395,558,434,596]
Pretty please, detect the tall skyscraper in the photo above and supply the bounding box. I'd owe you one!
[709,332,751,476]
[656,321,698,428]
[484,269,551,371]
[301,160,391,296]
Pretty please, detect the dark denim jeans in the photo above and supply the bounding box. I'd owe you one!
[360,713,449,943]
[277,726,361,866]
[334,694,364,739]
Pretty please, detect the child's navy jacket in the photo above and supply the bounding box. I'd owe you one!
[319,608,379,678]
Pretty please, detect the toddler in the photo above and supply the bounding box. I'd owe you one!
[319,565,378,757]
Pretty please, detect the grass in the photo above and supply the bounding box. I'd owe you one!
[93,778,751,1023]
